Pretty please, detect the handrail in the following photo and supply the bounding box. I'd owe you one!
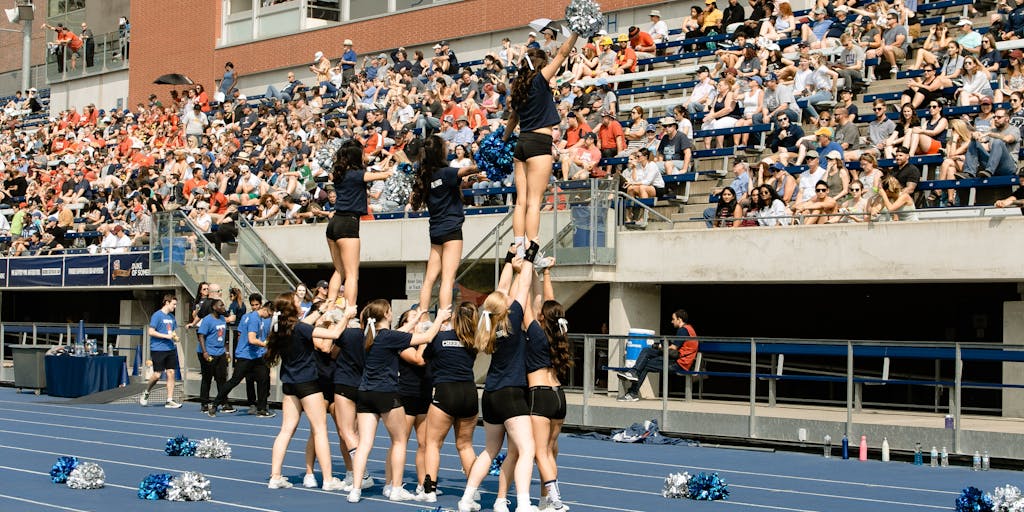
[152,211,259,299]
[236,214,301,294]
[452,209,515,300]
[616,191,675,227]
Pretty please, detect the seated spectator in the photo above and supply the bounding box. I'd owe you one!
[703,162,750,227]
[801,8,835,49]
[997,52,1024,103]
[963,108,1021,178]
[875,175,918,221]
[793,179,839,224]
[623,148,665,222]
[612,34,638,76]
[838,180,871,223]
[958,56,993,106]
[623,106,649,152]
[885,104,919,158]
[912,24,955,71]
[616,309,698,402]
[654,117,693,175]
[628,26,656,61]
[733,76,764,148]
[561,132,601,180]
[595,109,625,175]
[683,66,717,115]
[756,183,792,226]
[703,78,740,148]
[681,7,705,52]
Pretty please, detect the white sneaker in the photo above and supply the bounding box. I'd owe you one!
[538,496,550,511]
[548,498,570,511]
[268,477,292,489]
[164,400,182,409]
[140,391,149,406]
[302,473,318,488]
[322,477,346,491]
[347,488,361,503]
[389,486,415,502]
[416,490,437,502]
[493,498,511,512]
[361,474,374,489]
[459,498,483,512]
[383,484,392,498]
[516,506,540,512]
[340,473,354,491]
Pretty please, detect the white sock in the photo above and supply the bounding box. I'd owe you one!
[462,486,478,502]
[544,480,561,502]
[514,236,525,258]
[517,492,531,508]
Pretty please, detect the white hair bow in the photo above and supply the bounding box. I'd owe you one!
[270,311,280,332]
[478,310,492,331]
[524,57,535,71]
[557,318,568,334]
[364,317,376,338]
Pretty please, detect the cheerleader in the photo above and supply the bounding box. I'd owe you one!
[419,301,480,503]
[457,242,539,512]
[347,300,451,503]
[409,135,479,313]
[301,302,344,489]
[266,294,355,491]
[330,302,374,491]
[325,139,393,306]
[396,310,433,500]
[505,29,579,256]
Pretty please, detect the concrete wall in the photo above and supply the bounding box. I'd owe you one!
[47,69,128,113]
[1004,300,1024,417]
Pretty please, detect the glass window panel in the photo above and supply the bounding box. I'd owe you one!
[230,0,253,15]
[349,0,387,20]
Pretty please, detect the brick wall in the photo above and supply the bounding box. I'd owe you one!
[129,0,662,106]
[0,1,50,85]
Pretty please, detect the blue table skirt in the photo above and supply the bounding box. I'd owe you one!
[44,355,128,398]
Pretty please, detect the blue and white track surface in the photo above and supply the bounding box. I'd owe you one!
[0,388,1015,512]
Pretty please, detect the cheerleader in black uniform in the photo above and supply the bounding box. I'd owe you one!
[331,304,373,491]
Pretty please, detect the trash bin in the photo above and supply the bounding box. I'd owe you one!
[624,328,656,368]
[160,237,188,264]
[11,344,53,394]
[571,206,606,248]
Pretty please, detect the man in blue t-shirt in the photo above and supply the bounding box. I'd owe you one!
[210,295,275,417]
[340,39,357,85]
[197,299,232,413]
[142,294,183,408]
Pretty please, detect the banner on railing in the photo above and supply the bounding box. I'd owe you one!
[1,253,153,288]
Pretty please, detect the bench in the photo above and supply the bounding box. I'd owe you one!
[916,175,1020,205]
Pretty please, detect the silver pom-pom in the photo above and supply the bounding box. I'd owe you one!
[993,485,1024,512]
[195,438,232,459]
[167,471,212,502]
[663,472,691,499]
[66,462,105,490]
[565,0,604,38]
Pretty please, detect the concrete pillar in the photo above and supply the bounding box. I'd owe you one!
[1003,300,1024,417]
[607,283,661,395]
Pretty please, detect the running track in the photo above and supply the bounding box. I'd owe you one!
[0,388,1015,512]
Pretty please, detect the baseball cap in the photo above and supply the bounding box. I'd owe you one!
[806,150,820,159]
[825,150,843,160]
[765,73,779,82]
[343,39,353,46]
[697,65,710,74]
[814,127,833,137]
[956,18,973,26]
[659,116,678,126]
[617,34,628,43]
[583,132,597,141]
[770,162,786,172]
[528,31,537,38]
[600,36,613,46]
[316,280,329,289]
[599,108,613,117]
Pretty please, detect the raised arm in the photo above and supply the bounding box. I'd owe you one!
[496,245,517,295]
[542,33,580,81]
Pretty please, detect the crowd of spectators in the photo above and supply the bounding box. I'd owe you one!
[1,0,1024,258]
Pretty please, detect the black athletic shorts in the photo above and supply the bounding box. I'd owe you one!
[326,212,360,240]
[431,381,479,419]
[319,377,334,402]
[282,380,321,399]
[334,383,359,402]
[151,350,178,373]
[356,390,402,414]
[514,131,553,161]
[481,386,529,424]
[430,229,463,246]
[400,393,432,416]
[529,385,567,420]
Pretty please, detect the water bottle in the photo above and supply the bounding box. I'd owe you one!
[824,435,832,458]
[841,434,849,460]
[859,435,868,461]
[75,339,86,357]
[972,451,981,471]
[982,450,990,471]
[930,446,938,467]
[914,443,923,465]
[941,446,949,467]
[881,437,890,462]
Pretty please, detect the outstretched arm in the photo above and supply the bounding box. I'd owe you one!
[496,245,517,295]
[542,33,580,81]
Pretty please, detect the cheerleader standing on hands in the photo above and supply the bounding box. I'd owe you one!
[347,300,451,503]
[325,139,393,306]
[331,303,374,491]
[265,295,355,490]
[458,242,539,512]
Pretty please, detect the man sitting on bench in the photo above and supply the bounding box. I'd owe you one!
[617,309,698,401]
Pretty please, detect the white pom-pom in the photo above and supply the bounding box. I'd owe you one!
[194,437,232,459]
[167,471,212,501]
[565,0,604,38]
[66,462,105,490]
[663,472,691,499]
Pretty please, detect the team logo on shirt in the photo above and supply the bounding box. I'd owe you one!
[441,340,464,348]
[162,319,174,333]
[430,178,443,189]
[216,325,225,340]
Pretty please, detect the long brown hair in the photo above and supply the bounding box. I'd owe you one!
[361,299,390,352]
[263,293,297,367]
[409,135,447,211]
[472,291,511,354]
[331,138,364,182]
[540,300,572,375]
[510,48,548,111]
[453,301,478,354]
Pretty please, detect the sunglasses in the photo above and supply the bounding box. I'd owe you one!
[850,187,862,192]
[929,104,941,108]
[820,117,831,121]
[1013,99,1022,102]
[815,188,828,192]
[874,107,885,112]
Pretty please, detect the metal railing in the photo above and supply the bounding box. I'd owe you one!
[46,31,128,84]
[235,215,301,300]
[150,211,258,299]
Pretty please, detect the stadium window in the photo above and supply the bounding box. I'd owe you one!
[348,0,388,20]
[48,0,86,16]
[228,0,253,15]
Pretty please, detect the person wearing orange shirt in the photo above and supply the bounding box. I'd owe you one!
[183,168,208,198]
[613,35,638,76]
[595,109,625,177]
[463,98,487,131]
[82,104,99,126]
[616,309,699,402]
[441,97,465,124]
[628,26,657,61]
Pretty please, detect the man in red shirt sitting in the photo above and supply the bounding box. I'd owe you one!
[616,310,699,402]
[628,26,657,61]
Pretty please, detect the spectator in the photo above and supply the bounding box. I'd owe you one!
[793,179,839,224]
[595,108,625,176]
[963,108,1020,178]
[623,148,665,222]
[869,11,908,77]
[832,107,864,162]
[684,66,717,115]
[655,117,693,175]
[834,34,864,91]
[615,309,698,402]
[648,10,669,48]
[890,145,922,195]
[908,100,949,156]
[703,162,751,226]
[958,56,993,106]
[876,175,919,221]
[218,61,238,100]
[756,183,792,226]
[628,26,656,61]
[733,76,764,148]
[560,132,601,180]
[117,17,130,61]
[681,7,705,52]
[703,79,740,148]
[758,73,798,124]
[613,34,638,76]
[80,22,94,68]
[801,8,835,49]
[722,0,746,29]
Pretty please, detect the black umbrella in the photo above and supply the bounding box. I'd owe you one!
[153,74,195,85]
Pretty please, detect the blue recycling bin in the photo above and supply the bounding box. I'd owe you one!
[624,328,655,368]
[571,206,606,248]
[161,237,187,264]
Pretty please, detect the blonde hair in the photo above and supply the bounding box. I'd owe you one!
[949,118,971,142]
[472,291,511,355]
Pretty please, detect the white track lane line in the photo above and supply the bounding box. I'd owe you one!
[0,399,961,496]
[0,421,942,511]
[0,493,89,512]
[0,465,281,512]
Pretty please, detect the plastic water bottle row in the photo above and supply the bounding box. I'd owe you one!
[824,434,989,470]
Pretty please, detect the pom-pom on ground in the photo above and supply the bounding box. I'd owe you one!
[195,438,231,459]
[167,471,212,502]
[957,486,994,512]
[66,462,105,490]
[138,473,172,500]
[49,456,79,484]
[164,435,197,456]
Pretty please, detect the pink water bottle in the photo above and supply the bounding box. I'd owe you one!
[859,435,868,461]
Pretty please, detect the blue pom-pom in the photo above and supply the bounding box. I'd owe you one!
[956,486,994,512]
[164,435,197,456]
[688,472,729,501]
[475,126,517,182]
[138,473,172,500]
[488,451,507,476]
[397,162,415,175]
[50,456,79,483]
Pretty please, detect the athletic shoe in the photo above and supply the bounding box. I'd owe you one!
[617,370,638,382]
[493,498,511,512]
[383,484,392,498]
[548,498,570,511]
[341,473,354,491]
[268,477,292,489]
[255,410,276,418]
[206,406,217,417]
[617,393,640,402]
[360,475,373,489]
[538,496,550,511]
[164,400,182,409]
[139,391,149,406]
[389,486,415,502]
[347,489,361,503]
[459,498,484,512]
[323,477,346,491]
[516,505,540,512]
[221,404,237,413]
[247,405,258,415]
[535,256,555,270]
[417,491,437,502]
[302,473,318,488]
[200,404,210,413]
